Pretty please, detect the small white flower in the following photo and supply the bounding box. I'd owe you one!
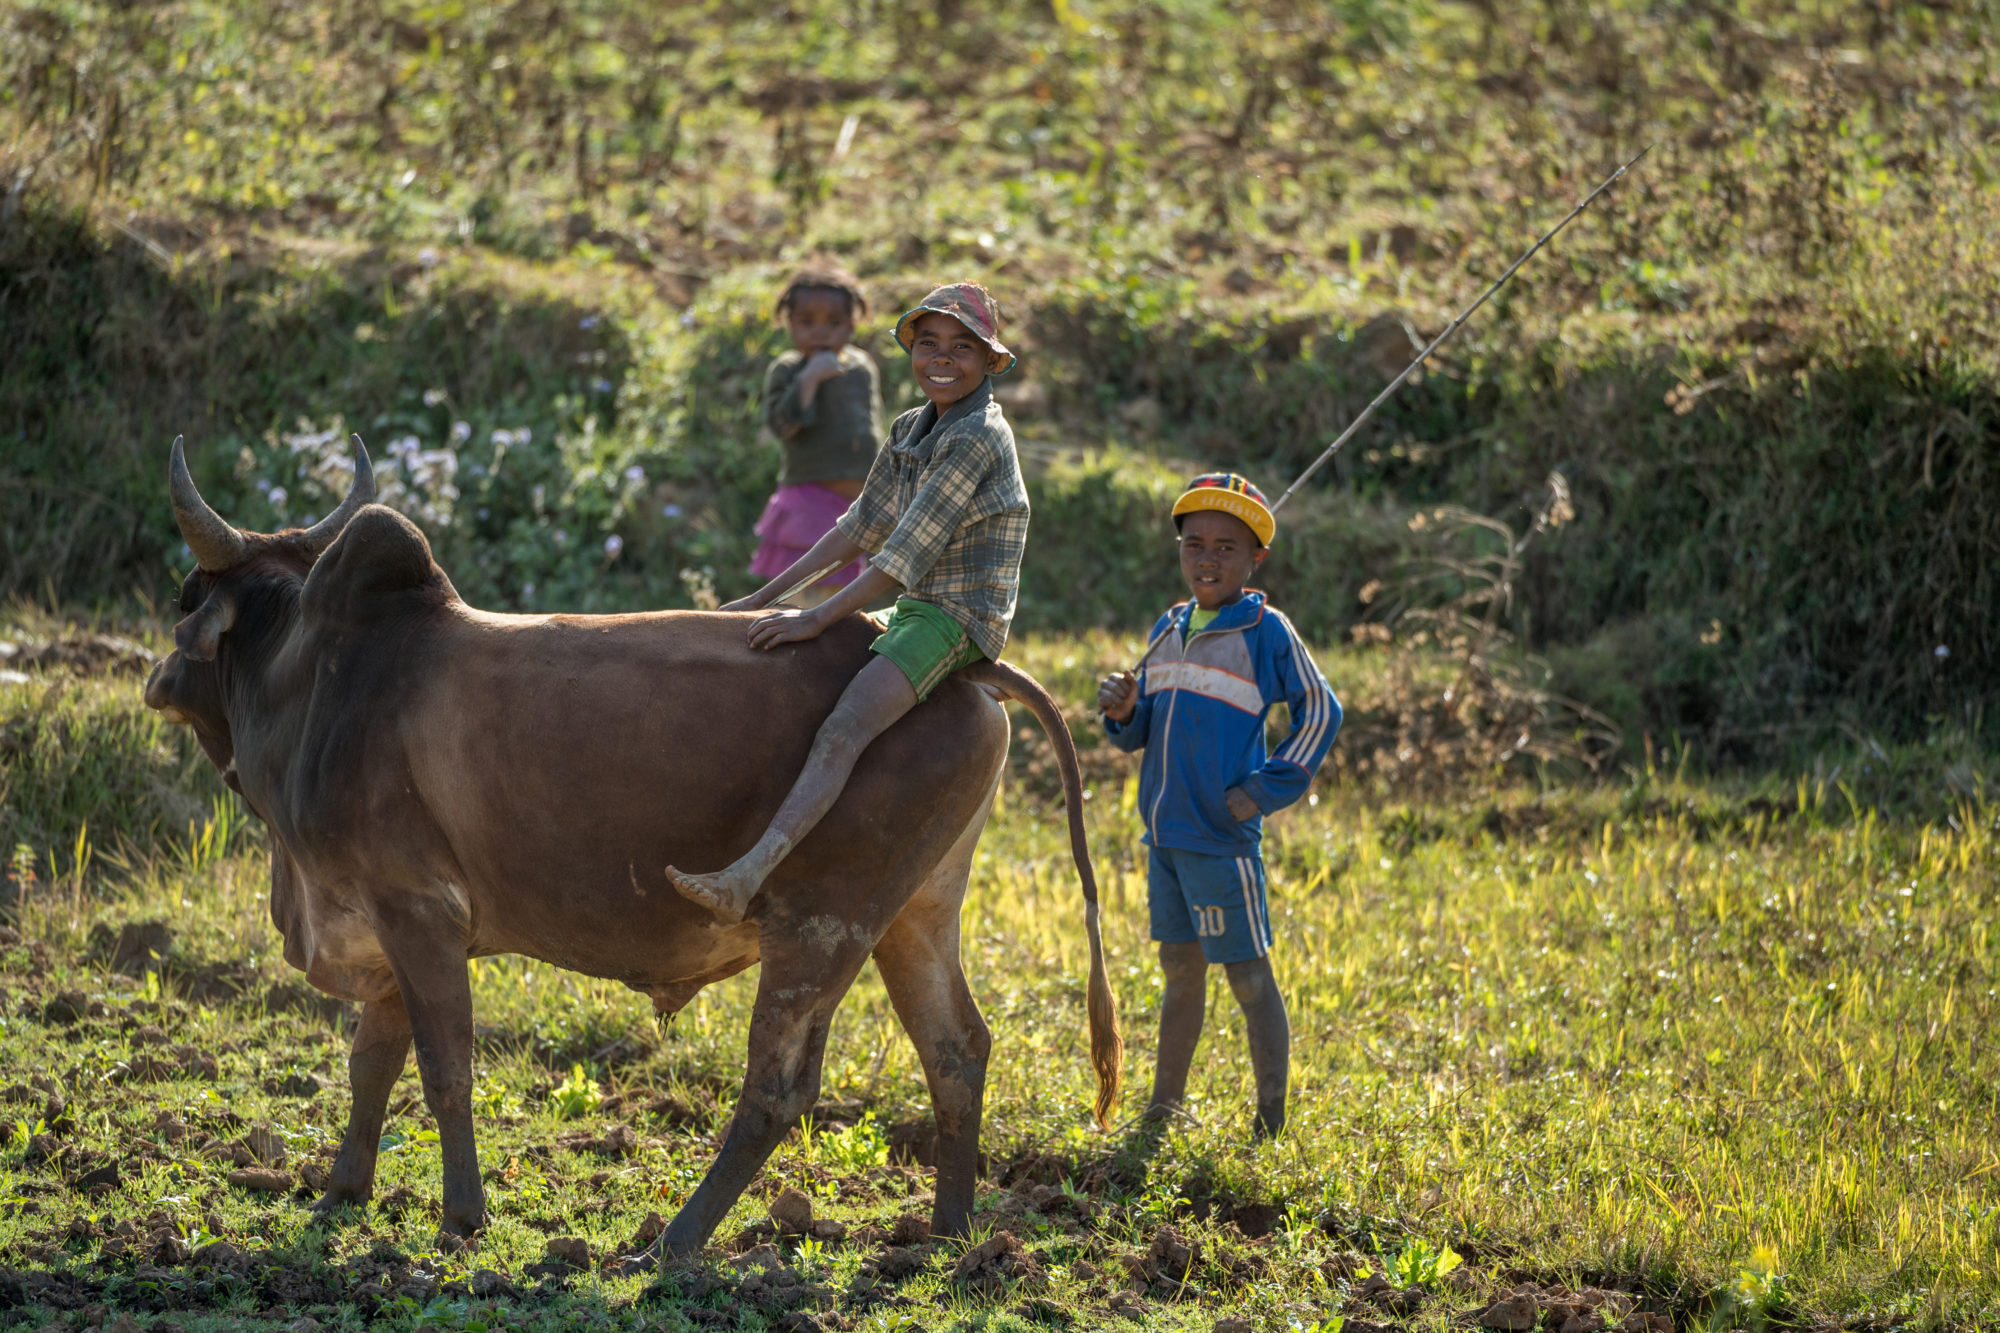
[591,377,613,394]
[679,311,697,329]
[490,428,514,447]
[423,388,447,406]
[623,465,645,485]
[451,420,471,443]
[515,427,532,444]
[580,315,600,330]
[268,486,289,506]
[661,503,683,519]
[521,582,536,599]
[603,534,624,557]
[1935,645,1950,659]
[554,529,568,545]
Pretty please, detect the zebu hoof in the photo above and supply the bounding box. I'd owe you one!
[606,1249,659,1278]
[308,1190,367,1223]
[439,1206,486,1239]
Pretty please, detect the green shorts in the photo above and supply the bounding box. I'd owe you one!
[870,598,985,701]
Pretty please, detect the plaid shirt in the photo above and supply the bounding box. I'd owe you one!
[835,379,1028,660]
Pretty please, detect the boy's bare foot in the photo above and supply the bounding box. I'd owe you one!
[664,863,760,925]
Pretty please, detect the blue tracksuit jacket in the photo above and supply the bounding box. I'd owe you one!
[1102,591,1341,856]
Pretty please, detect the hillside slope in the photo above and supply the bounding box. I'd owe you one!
[3,0,1996,753]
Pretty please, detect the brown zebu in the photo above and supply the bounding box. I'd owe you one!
[141,437,1121,1258]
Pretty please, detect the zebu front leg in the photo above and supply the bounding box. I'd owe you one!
[314,992,413,1218]
[872,786,994,1240]
[371,897,484,1237]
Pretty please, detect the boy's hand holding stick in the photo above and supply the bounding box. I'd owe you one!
[1097,670,1138,723]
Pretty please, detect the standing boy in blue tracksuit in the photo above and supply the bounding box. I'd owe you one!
[1097,473,1341,1138]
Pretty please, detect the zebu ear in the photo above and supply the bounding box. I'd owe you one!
[172,590,239,663]
[300,504,456,628]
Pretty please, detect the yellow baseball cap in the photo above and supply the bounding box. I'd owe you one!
[1171,472,1276,547]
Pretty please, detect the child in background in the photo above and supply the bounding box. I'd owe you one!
[1096,473,1341,1139]
[670,283,1026,924]
[751,262,885,605]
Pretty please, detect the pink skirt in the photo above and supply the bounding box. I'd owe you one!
[750,483,867,586]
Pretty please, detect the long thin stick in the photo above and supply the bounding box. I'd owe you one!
[1270,144,1653,514]
[770,561,841,608]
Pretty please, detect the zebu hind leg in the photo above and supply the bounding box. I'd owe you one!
[872,785,994,1241]
[313,992,412,1218]
[649,936,876,1262]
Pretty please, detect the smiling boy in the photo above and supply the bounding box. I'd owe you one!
[1097,473,1341,1138]
[668,283,1027,924]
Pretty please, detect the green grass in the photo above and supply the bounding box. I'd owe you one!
[1,630,1994,1330]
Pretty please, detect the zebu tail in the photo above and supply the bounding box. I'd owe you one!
[962,659,1124,1129]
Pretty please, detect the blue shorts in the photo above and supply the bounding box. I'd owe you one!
[1147,844,1272,964]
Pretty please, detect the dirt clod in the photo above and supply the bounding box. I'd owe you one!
[86,920,174,976]
[44,989,91,1024]
[1482,1295,1540,1330]
[951,1230,1042,1295]
[773,1312,826,1333]
[626,1209,666,1252]
[888,1211,930,1245]
[1148,1225,1199,1281]
[272,1070,329,1097]
[541,1236,590,1270]
[769,1185,815,1234]
[733,1242,783,1270]
[876,1246,923,1280]
[244,1125,286,1167]
[1227,1201,1280,1237]
[191,1240,240,1266]
[1213,1320,1254,1333]
[227,1167,293,1193]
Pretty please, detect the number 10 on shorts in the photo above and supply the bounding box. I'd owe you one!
[1193,904,1228,937]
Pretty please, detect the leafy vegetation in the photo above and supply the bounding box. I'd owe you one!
[4,0,1999,754]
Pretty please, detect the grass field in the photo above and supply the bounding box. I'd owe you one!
[1,621,1993,1332]
[5,2,2000,1325]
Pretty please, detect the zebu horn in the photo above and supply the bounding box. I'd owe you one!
[170,435,251,572]
[300,435,377,557]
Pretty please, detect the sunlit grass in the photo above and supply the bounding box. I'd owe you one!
[0,642,1994,1328]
